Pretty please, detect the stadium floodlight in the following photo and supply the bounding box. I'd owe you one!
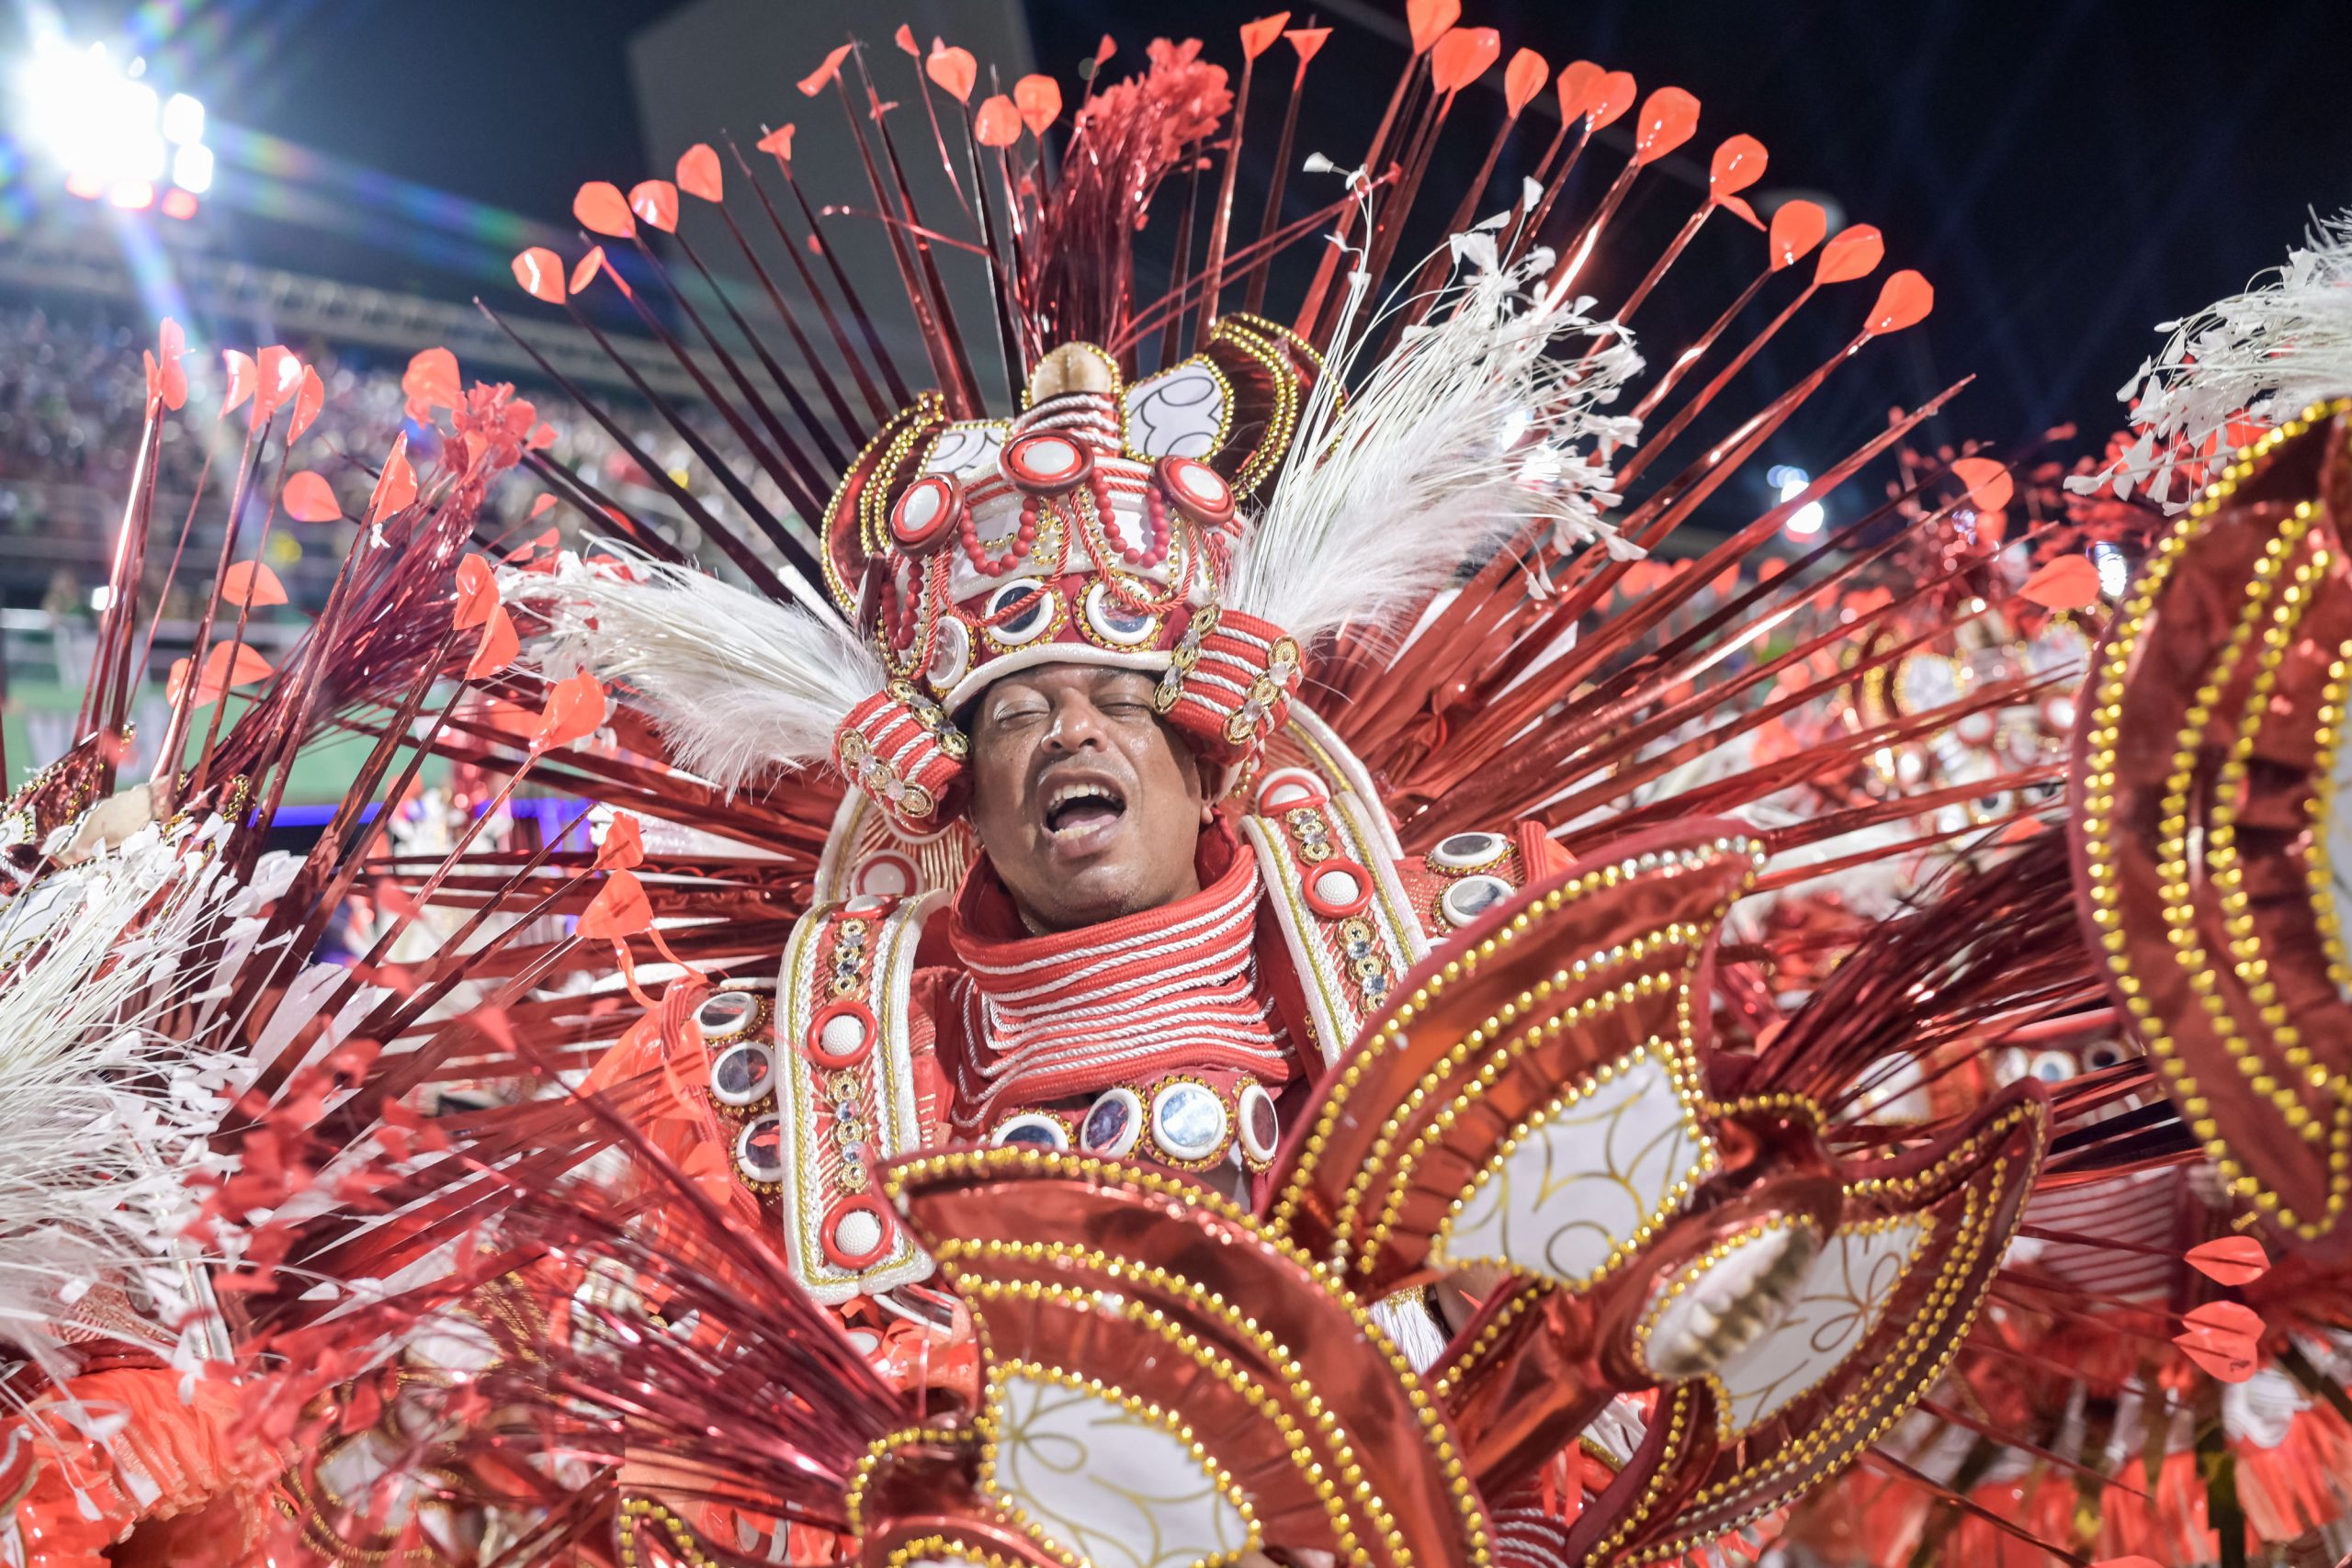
[161,92,204,145]
[172,141,212,194]
[13,35,210,209]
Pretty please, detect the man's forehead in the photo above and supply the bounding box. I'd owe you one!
[986,662,1159,700]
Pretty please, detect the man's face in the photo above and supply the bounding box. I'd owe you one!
[967,663,1212,932]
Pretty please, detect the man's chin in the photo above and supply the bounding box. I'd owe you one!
[1023,865,1151,932]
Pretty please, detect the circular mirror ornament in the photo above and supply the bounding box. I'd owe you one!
[1149,1079,1230,1164]
[889,472,963,553]
[1156,455,1234,526]
[709,1042,776,1108]
[1080,1087,1144,1157]
[1001,432,1092,494]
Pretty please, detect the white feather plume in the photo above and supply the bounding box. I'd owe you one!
[515,547,883,792]
[2075,209,2352,509]
[0,817,252,1379]
[1227,239,1644,648]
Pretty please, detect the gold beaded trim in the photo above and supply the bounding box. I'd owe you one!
[616,1495,717,1568]
[1269,838,1760,1268]
[1634,1103,2042,1561]
[973,1359,1262,1568]
[1429,1277,1551,1399]
[1575,1385,1697,1568]
[845,1427,973,1535]
[884,1533,1034,1568]
[2077,398,2352,1238]
[887,1146,1491,1564]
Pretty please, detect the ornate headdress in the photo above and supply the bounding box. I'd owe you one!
[821,321,1319,831]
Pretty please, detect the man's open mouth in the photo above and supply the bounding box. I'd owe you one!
[1042,779,1127,839]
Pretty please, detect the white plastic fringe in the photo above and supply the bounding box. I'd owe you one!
[1229,212,1644,650]
[2075,209,2352,508]
[515,547,886,794]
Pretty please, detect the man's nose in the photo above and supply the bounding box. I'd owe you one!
[1041,697,1111,752]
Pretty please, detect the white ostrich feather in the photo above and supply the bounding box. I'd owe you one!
[0,816,253,1378]
[2075,209,2352,509]
[1229,239,1644,649]
[515,548,884,792]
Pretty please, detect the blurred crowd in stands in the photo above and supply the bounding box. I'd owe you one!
[0,301,763,622]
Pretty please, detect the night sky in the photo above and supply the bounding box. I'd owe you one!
[11,0,2350,479]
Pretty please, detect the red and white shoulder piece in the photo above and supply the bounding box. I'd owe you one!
[1240,765,1430,1065]
[768,892,944,1303]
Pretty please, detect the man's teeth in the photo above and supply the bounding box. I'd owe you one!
[1045,783,1123,833]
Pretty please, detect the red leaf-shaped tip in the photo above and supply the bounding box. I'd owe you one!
[676,142,723,202]
[281,470,342,523]
[158,317,185,361]
[1950,457,2014,513]
[2174,1300,2265,1382]
[569,246,607,295]
[629,179,679,233]
[1285,26,1331,64]
[975,95,1021,147]
[2186,1235,2271,1287]
[1769,199,1827,269]
[154,349,188,412]
[574,181,635,238]
[579,869,652,941]
[172,639,277,707]
[1633,86,1700,163]
[595,811,647,872]
[368,435,418,521]
[401,346,460,421]
[453,554,499,631]
[893,22,918,54]
[288,365,326,444]
[529,493,558,519]
[535,670,608,752]
[1502,48,1549,116]
[2018,554,2102,611]
[1239,11,1292,59]
[1719,193,1761,229]
[1095,32,1117,63]
[1587,70,1637,130]
[1430,28,1500,94]
[1406,0,1462,54]
[797,42,854,96]
[466,603,518,682]
[512,247,568,303]
[756,123,796,162]
[254,345,301,419]
[926,45,978,103]
[219,560,288,608]
[1709,134,1767,198]
[1013,74,1062,135]
[220,349,257,419]
[1816,223,1884,284]
[1554,60,1602,122]
[1865,268,1932,333]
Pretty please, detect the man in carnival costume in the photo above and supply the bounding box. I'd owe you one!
[6,12,2352,1568]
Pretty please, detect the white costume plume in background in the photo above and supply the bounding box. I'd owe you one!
[515,548,884,794]
[1229,237,1644,649]
[2077,209,2352,508]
